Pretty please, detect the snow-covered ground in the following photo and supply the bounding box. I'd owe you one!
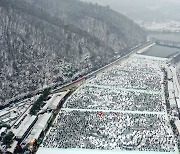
[37,147,178,154]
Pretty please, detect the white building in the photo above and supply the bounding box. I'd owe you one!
[25,112,52,145]
[16,115,37,140]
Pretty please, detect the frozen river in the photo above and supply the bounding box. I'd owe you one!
[39,54,179,154]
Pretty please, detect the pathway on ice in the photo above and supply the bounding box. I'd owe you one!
[85,83,163,95]
[62,108,167,115]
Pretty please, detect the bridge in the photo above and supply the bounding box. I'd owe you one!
[153,39,180,49]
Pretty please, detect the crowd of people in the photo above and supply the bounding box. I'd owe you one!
[65,86,165,112]
[119,56,166,73]
[41,56,176,152]
[88,59,163,91]
[42,110,175,152]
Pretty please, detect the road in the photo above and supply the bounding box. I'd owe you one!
[53,42,155,93]
[169,66,180,108]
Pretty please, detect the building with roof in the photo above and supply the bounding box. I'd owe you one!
[14,114,28,129]
[175,120,180,134]
[0,127,7,137]
[18,113,52,152]
[0,110,9,119]
[15,115,37,140]
[25,113,52,145]
[6,140,18,154]
[42,91,70,110]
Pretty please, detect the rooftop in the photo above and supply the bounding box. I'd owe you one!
[24,113,52,144]
[175,120,180,133]
[16,115,37,138]
[43,91,70,110]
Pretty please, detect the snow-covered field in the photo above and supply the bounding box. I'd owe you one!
[40,55,179,154]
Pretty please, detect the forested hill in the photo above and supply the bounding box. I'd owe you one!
[28,0,146,52]
[0,0,146,105]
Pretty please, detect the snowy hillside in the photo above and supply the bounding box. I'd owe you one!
[0,0,146,105]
